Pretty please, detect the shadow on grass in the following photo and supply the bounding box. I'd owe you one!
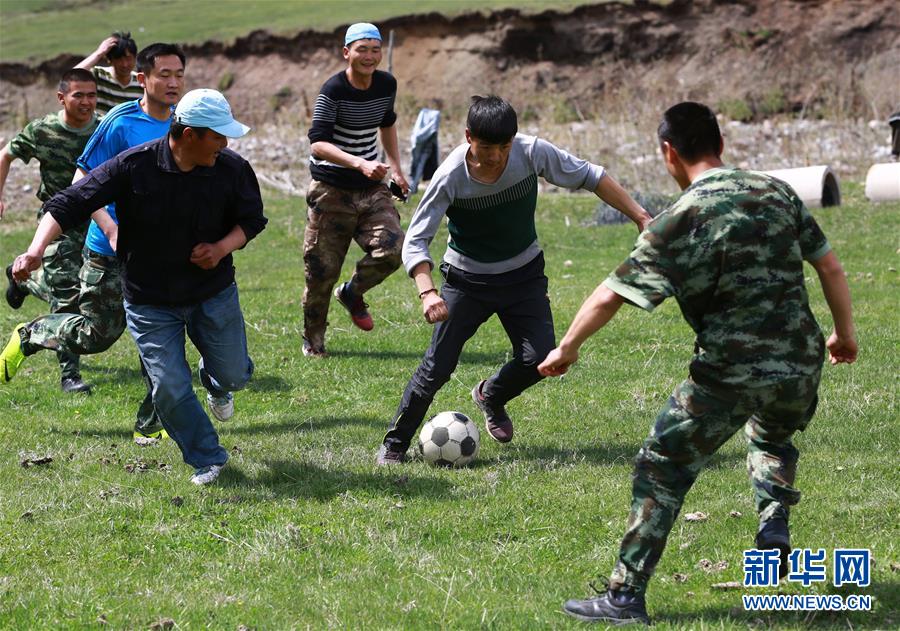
[483,442,736,469]
[218,458,456,501]
[81,365,293,396]
[326,348,505,365]
[81,363,144,382]
[247,374,292,392]
[225,415,384,436]
[83,414,384,440]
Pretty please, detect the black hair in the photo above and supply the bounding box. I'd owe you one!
[58,67,97,93]
[108,31,137,59]
[466,95,517,144]
[169,120,208,139]
[657,101,722,162]
[136,42,186,75]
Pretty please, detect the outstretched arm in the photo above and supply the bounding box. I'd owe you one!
[0,143,16,219]
[12,212,64,280]
[809,251,857,364]
[595,174,653,232]
[538,284,625,376]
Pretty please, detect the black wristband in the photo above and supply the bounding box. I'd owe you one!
[418,288,438,300]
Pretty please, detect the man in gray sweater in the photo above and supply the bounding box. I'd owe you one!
[377,95,652,464]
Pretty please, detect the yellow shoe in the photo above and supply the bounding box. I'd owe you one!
[1,323,27,383]
[133,428,169,446]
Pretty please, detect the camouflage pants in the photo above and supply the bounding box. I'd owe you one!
[609,373,820,594]
[302,180,404,345]
[23,250,162,434]
[18,220,88,379]
[25,249,125,356]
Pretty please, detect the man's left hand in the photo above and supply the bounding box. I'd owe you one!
[392,172,410,198]
[190,242,225,270]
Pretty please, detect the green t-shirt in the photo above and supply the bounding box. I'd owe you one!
[8,110,99,203]
[604,167,831,388]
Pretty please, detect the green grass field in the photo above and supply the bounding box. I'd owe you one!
[0,185,897,628]
[0,0,604,63]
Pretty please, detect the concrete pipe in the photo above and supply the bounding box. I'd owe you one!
[763,166,841,208]
[864,163,900,202]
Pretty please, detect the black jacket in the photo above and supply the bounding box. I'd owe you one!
[45,136,267,306]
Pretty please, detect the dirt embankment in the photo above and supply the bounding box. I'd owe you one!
[0,0,897,222]
[2,0,898,126]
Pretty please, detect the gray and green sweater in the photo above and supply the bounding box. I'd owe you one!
[402,134,605,275]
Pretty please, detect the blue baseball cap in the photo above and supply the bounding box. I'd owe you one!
[345,22,381,46]
[174,88,250,138]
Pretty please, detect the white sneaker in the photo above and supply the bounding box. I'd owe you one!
[190,464,223,486]
[207,392,234,421]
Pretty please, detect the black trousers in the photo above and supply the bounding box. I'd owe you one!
[383,253,555,451]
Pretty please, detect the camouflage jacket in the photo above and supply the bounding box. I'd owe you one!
[8,111,99,204]
[604,167,831,388]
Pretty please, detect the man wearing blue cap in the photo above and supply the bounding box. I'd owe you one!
[7,89,267,485]
[303,22,409,356]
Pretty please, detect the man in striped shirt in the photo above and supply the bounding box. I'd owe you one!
[77,32,143,116]
[303,22,409,357]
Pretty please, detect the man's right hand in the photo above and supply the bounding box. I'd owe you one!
[358,160,390,181]
[96,36,118,57]
[422,291,448,324]
[12,251,41,281]
[826,331,858,365]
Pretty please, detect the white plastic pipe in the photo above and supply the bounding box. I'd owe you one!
[763,165,841,208]
[864,163,900,202]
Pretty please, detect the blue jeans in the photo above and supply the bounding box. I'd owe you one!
[124,283,253,469]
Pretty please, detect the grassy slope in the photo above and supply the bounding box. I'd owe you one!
[0,186,897,629]
[0,0,603,63]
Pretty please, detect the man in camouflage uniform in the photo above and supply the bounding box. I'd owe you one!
[0,44,185,446]
[303,22,409,356]
[0,68,99,393]
[539,102,858,625]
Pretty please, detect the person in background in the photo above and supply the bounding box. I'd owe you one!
[77,31,142,116]
[303,22,409,357]
[0,68,99,393]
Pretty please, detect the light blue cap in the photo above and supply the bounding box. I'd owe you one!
[344,22,381,46]
[174,88,250,138]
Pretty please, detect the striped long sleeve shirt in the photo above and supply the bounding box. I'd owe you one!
[307,70,397,189]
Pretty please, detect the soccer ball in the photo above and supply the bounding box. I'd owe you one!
[418,411,480,467]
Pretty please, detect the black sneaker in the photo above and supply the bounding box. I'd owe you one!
[471,380,513,443]
[563,589,650,626]
[5,265,28,310]
[375,444,407,466]
[756,514,791,579]
[60,376,92,394]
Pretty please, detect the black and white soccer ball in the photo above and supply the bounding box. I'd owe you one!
[418,411,480,467]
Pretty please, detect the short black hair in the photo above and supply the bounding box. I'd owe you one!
[657,102,722,162]
[58,67,97,93]
[136,42,186,75]
[108,31,137,59]
[169,120,207,140]
[467,95,517,144]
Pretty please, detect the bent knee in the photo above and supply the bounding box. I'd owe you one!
[208,360,254,392]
